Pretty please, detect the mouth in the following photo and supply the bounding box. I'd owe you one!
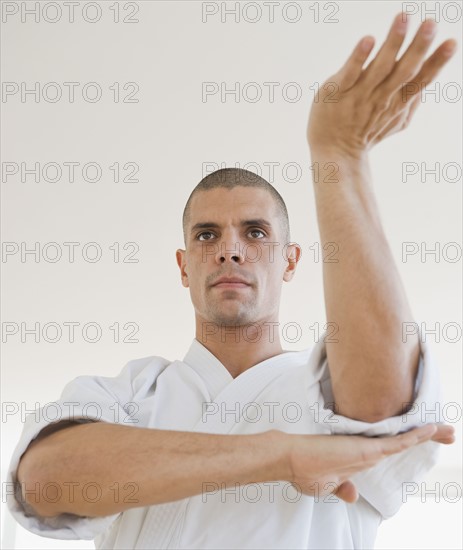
[213,282,250,289]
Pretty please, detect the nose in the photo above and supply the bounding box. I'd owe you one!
[215,231,245,264]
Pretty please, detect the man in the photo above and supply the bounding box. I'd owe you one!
[7,11,457,550]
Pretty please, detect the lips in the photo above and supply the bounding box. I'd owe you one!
[212,277,250,286]
[213,282,249,289]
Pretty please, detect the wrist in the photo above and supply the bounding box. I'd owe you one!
[261,429,295,483]
[308,146,371,190]
[309,143,369,165]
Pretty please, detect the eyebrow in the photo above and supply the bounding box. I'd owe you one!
[190,218,273,234]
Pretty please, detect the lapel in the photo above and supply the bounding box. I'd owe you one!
[182,338,312,434]
[135,340,315,549]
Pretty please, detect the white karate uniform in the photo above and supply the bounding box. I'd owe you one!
[7,334,441,549]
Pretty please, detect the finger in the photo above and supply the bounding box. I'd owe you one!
[406,92,422,122]
[380,424,438,456]
[361,12,410,90]
[400,39,458,104]
[431,424,456,444]
[334,35,375,91]
[343,424,438,467]
[368,109,403,144]
[379,18,439,97]
[324,424,443,480]
[334,480,359,503]
[370,94,420,144]
[349,423,449,472]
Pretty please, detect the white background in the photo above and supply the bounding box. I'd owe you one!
[1,0,462,548]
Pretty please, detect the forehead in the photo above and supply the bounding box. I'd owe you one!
[189,186,276,221]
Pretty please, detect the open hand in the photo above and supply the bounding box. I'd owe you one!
[285,423,455,503]
[307,12,458,158]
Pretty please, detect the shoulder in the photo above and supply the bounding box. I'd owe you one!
[120,355,173,396]
[62,354,173,404]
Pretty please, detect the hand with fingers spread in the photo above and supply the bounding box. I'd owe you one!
[307,12,458,157]
[284,423,455,504]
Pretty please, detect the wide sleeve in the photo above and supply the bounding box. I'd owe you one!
[315,331,443,520]
[6,356,158,540]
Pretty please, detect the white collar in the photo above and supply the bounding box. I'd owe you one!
[182,338,311,401]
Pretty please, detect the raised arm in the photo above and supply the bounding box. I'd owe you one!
[16,421,454,517]
[306,12,457,422]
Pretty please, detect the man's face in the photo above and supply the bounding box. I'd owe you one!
[176,186,300,328]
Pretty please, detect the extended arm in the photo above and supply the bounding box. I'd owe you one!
[16,420,453,517]
[306,12,457,421]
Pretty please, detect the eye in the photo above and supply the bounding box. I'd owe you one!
[248,229,266,238]
[197,229,266,241]
[197,231,215,241]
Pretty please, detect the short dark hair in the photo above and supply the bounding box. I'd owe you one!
[182,168,290,246]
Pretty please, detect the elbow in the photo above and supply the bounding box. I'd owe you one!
[353,409,397,423]
[331,358,418,423]
[336,407,392,423]
[334,394,414,423]
[18,475,64,519]
[17,449,64,518]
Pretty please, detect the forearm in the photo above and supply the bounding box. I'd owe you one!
[309,147,420,421]
[17,422,287,518]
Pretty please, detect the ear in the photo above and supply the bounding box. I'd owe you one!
[283,243,302,282]
[176,249,189,288]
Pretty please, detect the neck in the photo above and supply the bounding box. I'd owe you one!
[195,317,285,378]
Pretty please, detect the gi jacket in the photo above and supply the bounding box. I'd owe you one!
[6,333,441,549]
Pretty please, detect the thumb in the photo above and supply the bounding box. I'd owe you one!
[334,480,359,503]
